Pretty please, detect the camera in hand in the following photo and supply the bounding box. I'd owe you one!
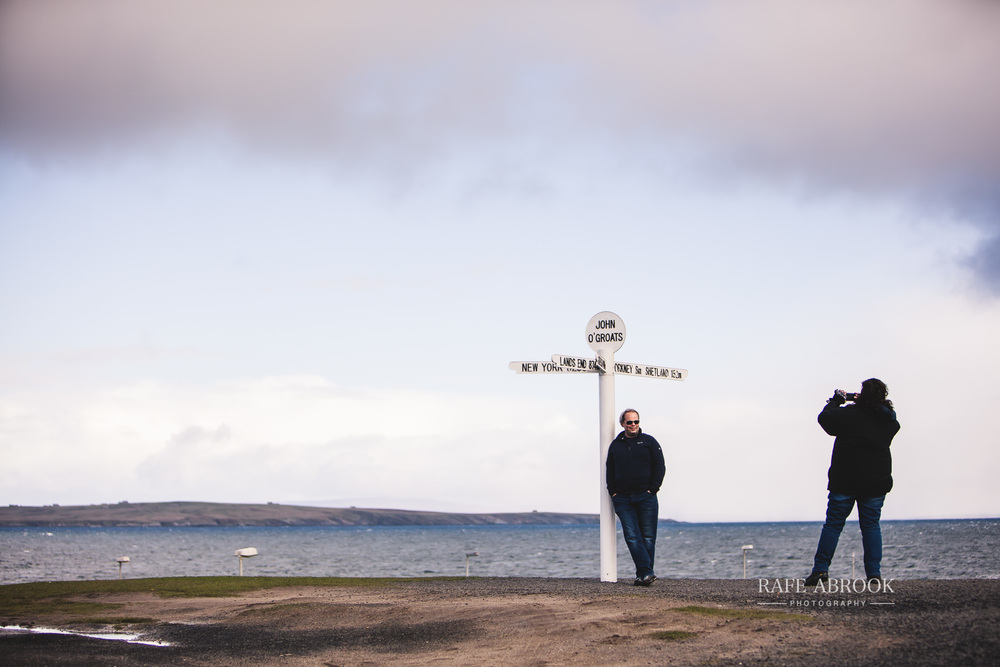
[844,392,859,401]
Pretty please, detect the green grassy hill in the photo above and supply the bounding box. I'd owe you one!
[0,501,603,527]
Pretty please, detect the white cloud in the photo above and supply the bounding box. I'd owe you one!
[0,374,593,512]
[1,1,998,522]
[4,277,999,523]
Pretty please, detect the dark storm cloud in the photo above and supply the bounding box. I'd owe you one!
[2,0,998,288]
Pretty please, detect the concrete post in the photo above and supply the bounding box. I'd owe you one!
[598,349,617,582]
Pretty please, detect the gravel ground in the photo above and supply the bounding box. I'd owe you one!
[2,578,998,665]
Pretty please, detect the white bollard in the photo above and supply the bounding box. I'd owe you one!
[235,547,258,576]
[741,545,753,579]
[465,552,479,577]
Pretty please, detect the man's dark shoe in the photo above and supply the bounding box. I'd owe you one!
[804,571,828,586]
[638,574,657,587]
[633,577,643,586]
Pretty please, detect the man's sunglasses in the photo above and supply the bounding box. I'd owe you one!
[624,420,639,425]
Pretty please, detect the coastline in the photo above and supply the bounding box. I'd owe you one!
[2,577,998,665]
[0,501,605,527]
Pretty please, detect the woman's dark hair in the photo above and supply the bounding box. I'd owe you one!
[858,378,893,409]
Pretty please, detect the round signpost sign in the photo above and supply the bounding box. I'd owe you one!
[586,311,626,352]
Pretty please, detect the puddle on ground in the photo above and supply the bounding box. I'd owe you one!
[0,625,169,646]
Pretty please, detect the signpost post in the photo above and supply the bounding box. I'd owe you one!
[509,311,687,582]
[585,311,626,582]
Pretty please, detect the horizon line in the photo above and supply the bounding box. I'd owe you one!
[2,500,996,524]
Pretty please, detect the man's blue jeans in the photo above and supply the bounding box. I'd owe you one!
[812,492,885,578]
[612,491,658,578]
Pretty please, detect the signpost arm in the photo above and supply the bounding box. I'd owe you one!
[598,349,617,582]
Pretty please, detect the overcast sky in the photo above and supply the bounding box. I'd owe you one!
[2,0,999,522]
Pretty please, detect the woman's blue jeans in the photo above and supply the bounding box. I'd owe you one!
[812,492,885,578]
[612,491,658,578]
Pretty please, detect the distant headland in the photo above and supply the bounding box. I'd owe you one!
[0,501,636,527]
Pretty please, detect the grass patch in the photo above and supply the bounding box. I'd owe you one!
[650,629,699,642]
[675,605,812,621]
[0,597,122,617]
[0,576,454,618]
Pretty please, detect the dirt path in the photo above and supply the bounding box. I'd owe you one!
[3,578,998,665]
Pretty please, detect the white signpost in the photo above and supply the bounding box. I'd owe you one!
[509,311,687,582]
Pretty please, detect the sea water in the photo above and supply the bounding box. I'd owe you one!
[1,520,997,585]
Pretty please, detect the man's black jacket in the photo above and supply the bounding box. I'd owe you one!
[606,429,666,496]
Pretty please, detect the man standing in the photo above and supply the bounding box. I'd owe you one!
[606,408,665,586]
[806,378,900,586]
